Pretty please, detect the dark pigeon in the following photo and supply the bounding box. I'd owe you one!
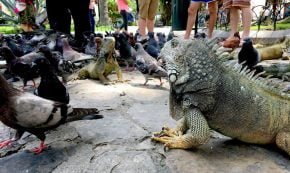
[238,37,260,71]
[0,74,103,154]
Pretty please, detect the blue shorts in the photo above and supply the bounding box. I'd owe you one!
[191,0,214,3]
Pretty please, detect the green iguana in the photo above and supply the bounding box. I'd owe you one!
[152,38,290,155]
[77,37,123,85]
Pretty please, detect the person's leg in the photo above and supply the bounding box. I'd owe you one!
[89,9,96,33]
[138,0,149,39]
[120,10,128,32]
[138,18,147,38]
[184,2,201,39]
[228,7,240,38]
[147,0,159,33]
[241,7,252,39]
[207,1,218,38]
[68,0,91,43]
[46,0,71,34]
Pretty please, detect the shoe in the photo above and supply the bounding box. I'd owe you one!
[69,39,84,52]
[137,35,149,43]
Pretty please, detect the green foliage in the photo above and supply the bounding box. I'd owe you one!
[0,25,20,34]
[107,0,119,23]
[107,0,138,23]
[277,16,290,24]
[250,22,290,30]
[0,0,46,25]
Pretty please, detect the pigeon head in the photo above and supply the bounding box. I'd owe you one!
[38,45,51,54]
[0,46,16,61]
[148,32,154,39]
[134,43,143,51]
[34,57,50,65]
[242,37,253,48]
[89,33,95,42]
[34,57,51,71]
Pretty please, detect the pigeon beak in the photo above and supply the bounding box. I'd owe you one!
[31,62,37,67]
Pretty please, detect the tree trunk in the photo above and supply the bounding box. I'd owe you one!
[160,0,172,26]
[98,0,110,25]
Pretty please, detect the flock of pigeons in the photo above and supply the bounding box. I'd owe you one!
[0,30,173,154]
[0,28,260,154]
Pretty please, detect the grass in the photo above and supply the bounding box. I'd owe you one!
[250,23,290,31]
[0,24,114,34]
[0,25,20,34]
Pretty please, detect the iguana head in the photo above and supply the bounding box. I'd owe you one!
[99,37,115,58]
[161,38,220,120]
[160,38,192,85]
[161,38,217,86]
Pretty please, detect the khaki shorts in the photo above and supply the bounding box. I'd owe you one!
[138,0,159,20]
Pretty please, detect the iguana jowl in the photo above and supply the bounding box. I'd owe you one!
[152,38,290,155]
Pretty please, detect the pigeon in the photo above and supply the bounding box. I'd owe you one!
[238,37,260,70]
[134,43,167,85]
[33,57,70,104]
[55,34,64,54]
[15,36,35,54]
[144,32,160,59]
[3,36,24,57]
[0,74,103,154]
[128,32,136,47]
[0,46,42,88]
[62,38,95,63]
[156,32,166,49]
[117,32,137,71]
[84,33,97,56]
[37,45,61,74]
[167,30,174,42]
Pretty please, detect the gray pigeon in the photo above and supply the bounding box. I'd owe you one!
[84,33,97,56]
[62,38,95,63]
[134,43,167,86]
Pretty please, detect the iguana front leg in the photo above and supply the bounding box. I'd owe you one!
[153,118,187,138]
[113,59,123,82]
[276,130,290,155]
[152,108,210,149]
[96,58,110,85]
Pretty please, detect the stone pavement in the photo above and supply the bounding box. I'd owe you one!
[1,70,290,173]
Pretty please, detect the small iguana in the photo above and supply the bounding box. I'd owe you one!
[77,37,123,85]
[152,38,290,155]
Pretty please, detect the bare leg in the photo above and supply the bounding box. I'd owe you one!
[147,19,155,33]
[207,1,218,39]
[138,18,147,37]
[184,2,201,39]
[241,7,252,39]
[229,7,240,39]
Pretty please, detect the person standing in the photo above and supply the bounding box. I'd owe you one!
[89,0,96,33]
[184,0,218,39]
[46,0,91,47]
[137,0,159,42]
[116,0,130,33]
[15,0,36,32]
[222,0,252,41]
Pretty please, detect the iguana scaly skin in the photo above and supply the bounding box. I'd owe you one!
[152,38,290,155]
[78,37,123,84]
